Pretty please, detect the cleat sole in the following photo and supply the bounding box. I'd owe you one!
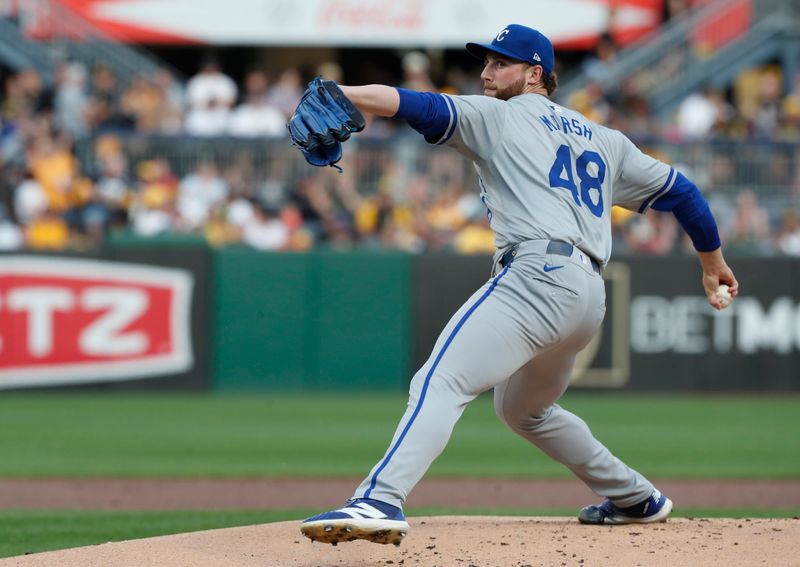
[301,519,409,546]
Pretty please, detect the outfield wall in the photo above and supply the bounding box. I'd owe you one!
[212,248,410,391]
[1,247,798,391]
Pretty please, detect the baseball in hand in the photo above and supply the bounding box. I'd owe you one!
[716,284,733,309]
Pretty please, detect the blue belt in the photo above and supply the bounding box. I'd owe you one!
[500,240,602,275]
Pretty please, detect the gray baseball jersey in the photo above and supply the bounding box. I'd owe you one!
[437,93,674,265]
[352,92,665,513]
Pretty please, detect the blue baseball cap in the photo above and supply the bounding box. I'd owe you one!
[466,24,555,75]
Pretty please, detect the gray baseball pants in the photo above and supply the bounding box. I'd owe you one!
[353,239,654,509]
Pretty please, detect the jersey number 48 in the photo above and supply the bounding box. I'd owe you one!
[548,144,605,218]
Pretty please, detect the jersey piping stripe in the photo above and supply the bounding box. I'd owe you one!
[433,94,458,145]
[638,166,675,213]
[363,264,511,499]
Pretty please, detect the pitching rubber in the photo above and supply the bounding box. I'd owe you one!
[301,518,410,546]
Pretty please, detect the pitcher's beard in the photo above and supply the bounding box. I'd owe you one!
[486,76,528,101]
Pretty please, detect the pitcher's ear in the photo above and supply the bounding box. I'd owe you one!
[527,64,543,85]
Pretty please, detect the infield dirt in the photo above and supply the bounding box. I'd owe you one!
[1,516,798,567]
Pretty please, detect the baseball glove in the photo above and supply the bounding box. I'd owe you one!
[287,76,365,171]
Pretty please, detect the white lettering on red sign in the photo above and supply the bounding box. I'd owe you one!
[7,287,73,358]
[79,288,149,357]
[0,257,193,389]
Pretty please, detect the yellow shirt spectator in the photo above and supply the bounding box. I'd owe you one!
[29,146,78,211]
[453,221,495,254]
[25,213,70,250]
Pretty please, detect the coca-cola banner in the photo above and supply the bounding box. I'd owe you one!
[49,0,663,47]
[0,256,194,389]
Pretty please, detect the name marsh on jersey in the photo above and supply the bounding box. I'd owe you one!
[538,108,594,140]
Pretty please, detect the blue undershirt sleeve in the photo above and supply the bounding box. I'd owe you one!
[651,172,721,252]
[393,88,456,144]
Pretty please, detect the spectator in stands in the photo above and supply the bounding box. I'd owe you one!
[254,154,292,210]
[121,74,165,133]
[54,61,90,138]
[780,72,800,140]
[426,189,468,249]
[567,82,610,124]
[749,69,783,139]
[2,69,36,129]
[24,207,70,249]
[93,150,131,230]
[186,55,237,110]
[70,179,111,247]
[185,56,237,137]
[358,113,396,139]
[675,87,728,140]
[228,70,286,137]
[12,168,48,225]
[776,210,800,256]
[25,133,79,213]
[452,213,494,254]
[85,64,135,133]
[240,202,290,251]
[0,204,22,250]
[442,67,483,96]
[151,67,185,134]
[129,184,177,237]
[354,189,392,244]
[610,205,636,254]
[317,62,344,83]
[224,193,255,230]
[623,210,680,255]
[400,51,436,93]
[726,189,773,254]
[582,33,618,85]
[609,83,655,139]
[266,68,303,119]
[15,68,51,117]
[176,160,229,230]
[398,174,434,252]
[137,157,179,196]
[184,98,230,137]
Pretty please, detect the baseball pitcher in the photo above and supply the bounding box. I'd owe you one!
[291,24,739,546]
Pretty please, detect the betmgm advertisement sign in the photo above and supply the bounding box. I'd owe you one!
[573,257,800,390]
[0,257,194,389]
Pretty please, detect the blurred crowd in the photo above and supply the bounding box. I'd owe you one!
[568,39,800,143]
[0,37,799,256]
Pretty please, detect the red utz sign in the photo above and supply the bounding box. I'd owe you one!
[0,257,193,388]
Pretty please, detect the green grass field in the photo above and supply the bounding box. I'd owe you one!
[0,392,798,558]
[0,392,798,478]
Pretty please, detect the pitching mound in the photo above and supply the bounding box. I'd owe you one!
[1,516,798,567]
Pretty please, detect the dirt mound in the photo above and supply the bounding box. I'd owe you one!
[2,516,798,567]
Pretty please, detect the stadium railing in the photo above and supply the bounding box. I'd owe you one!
[0,0,183,86]
[74,135,800,207]
[558,0,800,116]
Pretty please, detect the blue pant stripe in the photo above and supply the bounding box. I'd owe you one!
[364,265,510,499]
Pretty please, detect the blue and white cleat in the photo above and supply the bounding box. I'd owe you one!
[578,490,673,525]
[300,497,410,546]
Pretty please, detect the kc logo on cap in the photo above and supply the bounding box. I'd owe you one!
[466,24,555,75]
